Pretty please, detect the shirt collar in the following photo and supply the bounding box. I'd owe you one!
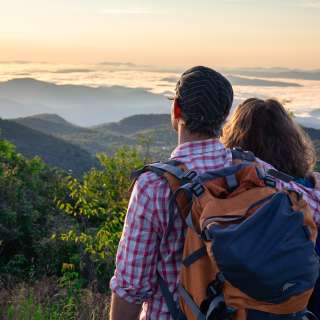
[170,138,225,159]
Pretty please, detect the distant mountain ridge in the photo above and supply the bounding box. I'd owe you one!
[224,68,320,81]
[163,75,301,87]
[12,113,320,161]
[0,118,96,176]
[93,114,171,135]
[14,113,93,136]
[12,113,175,157]
[0,78,169,126]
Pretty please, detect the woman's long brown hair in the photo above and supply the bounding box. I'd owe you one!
[222,98,316,178]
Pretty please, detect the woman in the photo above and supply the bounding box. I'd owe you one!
[222,98,316,182]
[222,97,319,315]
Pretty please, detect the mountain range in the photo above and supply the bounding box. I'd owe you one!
[225,68,320,81]
[0,76,308,129]
[4,112,319,165]
[0,118,96,176]
[12,113,175,157]
[0,78,169,126]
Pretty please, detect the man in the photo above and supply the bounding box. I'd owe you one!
[110,66,320,320]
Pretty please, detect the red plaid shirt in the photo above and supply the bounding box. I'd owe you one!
[110,139,320,319]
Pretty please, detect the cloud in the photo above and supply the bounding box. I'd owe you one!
[161,76,179,83]
[52,68,95,74]
[0,60,35,64]
[101,8,152,15]
[295,0,320,8]
[97,61,183,73]
[223,0,320,8]
[98,61,137,67]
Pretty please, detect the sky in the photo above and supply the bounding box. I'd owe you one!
[0,0,320,68]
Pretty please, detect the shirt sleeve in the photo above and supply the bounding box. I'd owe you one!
[276,178,320,226]
[110,176,160,304]
[256,158,320,226]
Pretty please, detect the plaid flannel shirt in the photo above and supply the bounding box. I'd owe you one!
[110,139,320,319]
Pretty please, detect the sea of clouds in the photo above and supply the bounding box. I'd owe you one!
[0,61,320,127]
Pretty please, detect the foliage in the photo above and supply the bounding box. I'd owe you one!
[55,147,144,291]
[0,139,77,283]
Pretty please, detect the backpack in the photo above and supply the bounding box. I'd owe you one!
[132,149,320,320]
[308,234,320,317]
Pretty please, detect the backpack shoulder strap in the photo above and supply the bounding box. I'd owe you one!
[131,160,192,190]
[231,147,256,162]
[131,161,197,235]
[266,168,294,183]
[231,148,295,184]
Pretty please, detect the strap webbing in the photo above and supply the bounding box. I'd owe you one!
[185,211,196,231]
[158,273,184,320]
[167,191,178,238]
[165,159,183,166]
[167,184,194,237]
[206,294,225,319]
[178,285,206,320]
[198,163,251,183]
[303,310,319,320]
[182,246,207,267]
[150,163,187,180]
[226,174,238,190]
[267,168,294,183]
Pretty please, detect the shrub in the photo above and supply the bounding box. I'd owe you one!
[56,147,144,292]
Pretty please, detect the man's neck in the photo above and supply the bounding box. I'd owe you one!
[178,126,214,145]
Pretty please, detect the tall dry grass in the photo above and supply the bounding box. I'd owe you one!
[0,277,110,320]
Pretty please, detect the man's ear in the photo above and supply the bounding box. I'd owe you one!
[173,99,183,120]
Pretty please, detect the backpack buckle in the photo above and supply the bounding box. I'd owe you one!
[264,176,276,188]
[192,183,205,197]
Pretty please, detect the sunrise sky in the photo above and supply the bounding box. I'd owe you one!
[1,0,320,68]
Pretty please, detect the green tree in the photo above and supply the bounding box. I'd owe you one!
[56,147,144,291]
[0,139,75,283]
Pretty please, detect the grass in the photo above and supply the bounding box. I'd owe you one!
[0,277,110,320]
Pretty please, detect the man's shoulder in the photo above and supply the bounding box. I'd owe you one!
[134,170,169,196]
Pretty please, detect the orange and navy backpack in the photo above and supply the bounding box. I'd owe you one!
[308,234,320,317]
[132,148,320,320]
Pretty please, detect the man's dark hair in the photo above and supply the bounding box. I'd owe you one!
[175,66,233,137]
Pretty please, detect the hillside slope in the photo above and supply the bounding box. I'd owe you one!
[13,113,175,155]
[93,114,171,135]
[12,112,320,161]
[0,119,96,176]
[13,114,93,136]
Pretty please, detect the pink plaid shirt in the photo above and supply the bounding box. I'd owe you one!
[110,139,320,320]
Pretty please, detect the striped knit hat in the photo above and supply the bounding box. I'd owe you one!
[175,66,233,136]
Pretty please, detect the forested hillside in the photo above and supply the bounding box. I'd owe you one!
[13,113,175,157]
[13,113,93,136]
[13,113,320,161]
[0,119,96,176]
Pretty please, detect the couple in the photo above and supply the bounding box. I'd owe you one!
[110,66,320,320]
